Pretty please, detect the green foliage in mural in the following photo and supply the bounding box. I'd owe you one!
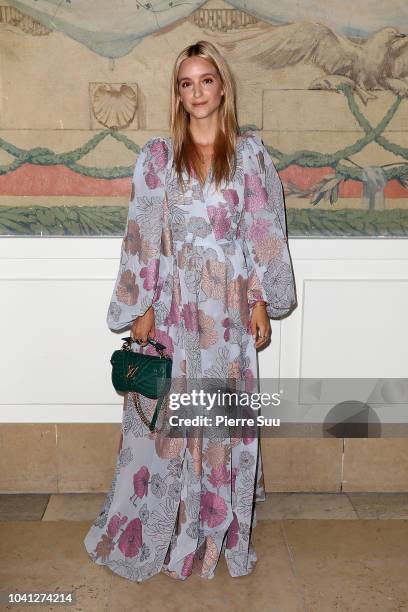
[1,205,408,237]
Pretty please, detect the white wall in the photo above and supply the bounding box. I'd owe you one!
[1,237,407,423]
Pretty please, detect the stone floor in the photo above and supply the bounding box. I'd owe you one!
[1,493,408,611]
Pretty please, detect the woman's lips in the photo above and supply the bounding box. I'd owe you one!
[193,101,207,106]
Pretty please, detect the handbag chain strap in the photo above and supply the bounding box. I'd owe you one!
[131,391,170,433]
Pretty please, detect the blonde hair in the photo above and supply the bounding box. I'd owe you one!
[169,40,240,192]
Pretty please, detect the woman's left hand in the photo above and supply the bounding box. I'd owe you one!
[250,302,271,349]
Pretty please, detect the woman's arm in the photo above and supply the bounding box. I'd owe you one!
[106,137,168,331]
[240,132,297,320]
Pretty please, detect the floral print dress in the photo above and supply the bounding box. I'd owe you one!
[83,131,296,582]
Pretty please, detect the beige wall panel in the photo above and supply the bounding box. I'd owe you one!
[0,424,57,492]
[56,424,121,493]
[343,439,408,492]
[261,438,344,492]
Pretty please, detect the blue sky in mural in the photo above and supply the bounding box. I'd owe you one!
[6,0,408,58]
[232,1,408,37]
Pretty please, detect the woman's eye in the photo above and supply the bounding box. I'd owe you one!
[180,78,214,88]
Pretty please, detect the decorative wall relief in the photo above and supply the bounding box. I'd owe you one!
[90,83,138,130]
[218,22,408,100]
[189,8,258,32]
[0,4,51,35]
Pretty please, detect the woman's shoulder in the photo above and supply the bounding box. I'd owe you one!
[139,135,172,172]
[141,135,172,153]
[240,130,265,154]
[239,130,276,174]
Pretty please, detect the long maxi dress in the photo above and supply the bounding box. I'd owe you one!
[83,131,296,582]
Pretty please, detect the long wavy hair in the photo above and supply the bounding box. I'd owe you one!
[169,40,241,192]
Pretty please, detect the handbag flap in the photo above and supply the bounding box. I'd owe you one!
[111,349,172,398]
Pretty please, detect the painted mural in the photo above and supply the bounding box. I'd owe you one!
[1,0,408,236]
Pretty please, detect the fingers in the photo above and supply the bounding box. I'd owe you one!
[130,327,155,347]
[250,305,271,349]
[132,333,149,346]
[254,324,272,349]
[255,336,270,349]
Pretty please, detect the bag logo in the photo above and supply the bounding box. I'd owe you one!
[126,364,139,379]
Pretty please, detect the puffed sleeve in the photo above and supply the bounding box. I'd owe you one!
[239,132,297,319]
[106,137,169,331]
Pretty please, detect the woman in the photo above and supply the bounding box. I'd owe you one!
[84,40,296,582]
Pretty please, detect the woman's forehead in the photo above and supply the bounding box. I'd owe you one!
[178,57,218,79]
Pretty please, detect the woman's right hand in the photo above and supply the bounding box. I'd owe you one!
[130,306,156,346]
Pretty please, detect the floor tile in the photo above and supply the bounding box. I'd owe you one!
[283,519,408,611]
[2,515,408,611]
[0,521,111,612]
[108,521,304,612]
[42,493,107,521]
[0,494,50,521]
[348,492,408,519]
[256,493,357,520]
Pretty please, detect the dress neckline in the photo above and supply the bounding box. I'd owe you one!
[201,135,246,187]
[166,134,247,187]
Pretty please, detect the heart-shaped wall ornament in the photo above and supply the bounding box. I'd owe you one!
[91,83,138,129]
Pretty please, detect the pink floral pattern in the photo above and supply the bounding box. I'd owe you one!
[140,258,160,291]
[206,205,231,240]
[208,464,231,489]
[182,302,199,332]
[85,132,296,583]
[244,173,268,212]
[118,518,143,557]
[150,139,169,170]
[181,552,195,577]
[200,491,228,528]
[145,162,162,190]
[107,514,128,538]
[226,512,239,549]
[131,466,149,500]
[221,188,239,213]
[246,217,271,243]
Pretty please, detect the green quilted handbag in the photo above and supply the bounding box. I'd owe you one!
[110,336,172,432]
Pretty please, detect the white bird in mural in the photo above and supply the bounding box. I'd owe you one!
[215,22,408,104]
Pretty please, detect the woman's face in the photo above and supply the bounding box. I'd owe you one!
[177,56,224,123]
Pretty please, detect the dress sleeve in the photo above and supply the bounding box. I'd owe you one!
[106,137,168,331]
[239,132,297,319]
